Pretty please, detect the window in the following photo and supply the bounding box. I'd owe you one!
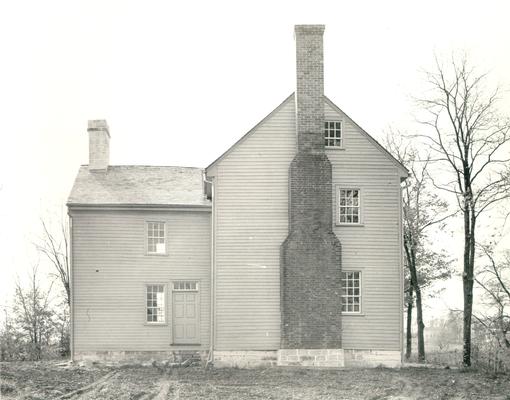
[173,281,198,291]
[146,284,165,323]
[341,271,361,313]
[147,222,166,254]
[324,121,342,147]
[338,189,361,224]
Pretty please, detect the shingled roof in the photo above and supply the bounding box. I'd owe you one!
[67,165,210,207]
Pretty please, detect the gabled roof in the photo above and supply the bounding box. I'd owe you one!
[67,165,211,208]
[206,93,408,178]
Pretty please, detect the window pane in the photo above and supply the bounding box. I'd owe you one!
[341,271,361,313]
[146,285,165,323]
[148,222,166,254]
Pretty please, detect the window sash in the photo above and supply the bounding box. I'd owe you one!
[146,284,165,323]
[338,189,360,224]
[341,271,361,313]
[324,121,343,147]
[147,222,166,254]
[173,281,199,291]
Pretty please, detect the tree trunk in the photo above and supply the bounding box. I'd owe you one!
[406,286,414,360]
[415,283,425,362]
[65,283,71,307]
[405,240,426,362]
[462,199,476,367]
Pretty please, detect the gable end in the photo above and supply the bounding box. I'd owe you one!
[324,96,408,179]
[206,93,295,175]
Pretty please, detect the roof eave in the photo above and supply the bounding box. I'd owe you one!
[67,202,212,211]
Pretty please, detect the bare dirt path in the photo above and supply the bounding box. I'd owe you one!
[2,362,510,399]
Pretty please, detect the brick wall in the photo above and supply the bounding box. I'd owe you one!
[88,119,110,171]
[295,25,325,153]
[280,25,342,349]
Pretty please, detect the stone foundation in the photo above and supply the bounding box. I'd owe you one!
[277,349,345,367]
[213,351,278,368]
[73,349,401,368]
[343,349,401,368]
[73,350,207,365]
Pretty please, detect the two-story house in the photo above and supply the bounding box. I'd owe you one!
[67,25,408,368]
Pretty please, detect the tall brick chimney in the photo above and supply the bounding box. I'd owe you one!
[280,25,342,353]
[87,120,110,171]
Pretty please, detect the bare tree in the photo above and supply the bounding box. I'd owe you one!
[35,216,70,306]
[415,55,510,366]
[386,132,453,361]
[474,243,510,349]
[13,266,55,360]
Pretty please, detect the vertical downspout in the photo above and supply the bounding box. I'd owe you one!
[398,180,404,365]
[203,175,215,366]
[68,213,74,361]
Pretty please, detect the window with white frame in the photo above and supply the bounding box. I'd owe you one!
[341,271,361,313]
[324,121,342,147]
[147,222,166,254]
[146,284,165,323]
[173,281,198,291]
[338,189,361,224]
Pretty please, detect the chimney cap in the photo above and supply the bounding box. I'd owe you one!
[87,120,110,136]
[294,25,325,35]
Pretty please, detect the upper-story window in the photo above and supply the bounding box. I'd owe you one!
[147,221,166,254]
[325,121,343,147]
[338,189,361,224]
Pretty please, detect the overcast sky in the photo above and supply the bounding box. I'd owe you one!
[1,0,509,315]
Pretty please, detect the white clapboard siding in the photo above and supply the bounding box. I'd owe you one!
[71,209,211,352]
[212,96,296,350]
[210,95,403,352]
[325,101,403,350]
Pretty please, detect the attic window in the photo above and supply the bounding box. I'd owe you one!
[325,121,343,147]
[147,222,166,254]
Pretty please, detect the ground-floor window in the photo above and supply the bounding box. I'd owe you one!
[146,284,165,323]
[341,271,361,313]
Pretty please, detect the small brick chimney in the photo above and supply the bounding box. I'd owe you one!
[87,120,110,171]
[280,25,342,353]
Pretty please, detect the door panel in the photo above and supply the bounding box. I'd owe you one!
[173,290,199,344]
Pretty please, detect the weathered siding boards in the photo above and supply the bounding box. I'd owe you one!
[70,209,211,352]
[212,97,296,350]
[211,97,403,352]
[325,102,402,351]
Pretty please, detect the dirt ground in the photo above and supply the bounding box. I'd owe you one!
[1,361,509,400]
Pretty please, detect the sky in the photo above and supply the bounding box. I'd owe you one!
[0,0,509,317]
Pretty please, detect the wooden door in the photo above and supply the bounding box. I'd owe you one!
[173,289,199,344]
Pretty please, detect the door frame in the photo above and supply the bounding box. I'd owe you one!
[171,280,200,345]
